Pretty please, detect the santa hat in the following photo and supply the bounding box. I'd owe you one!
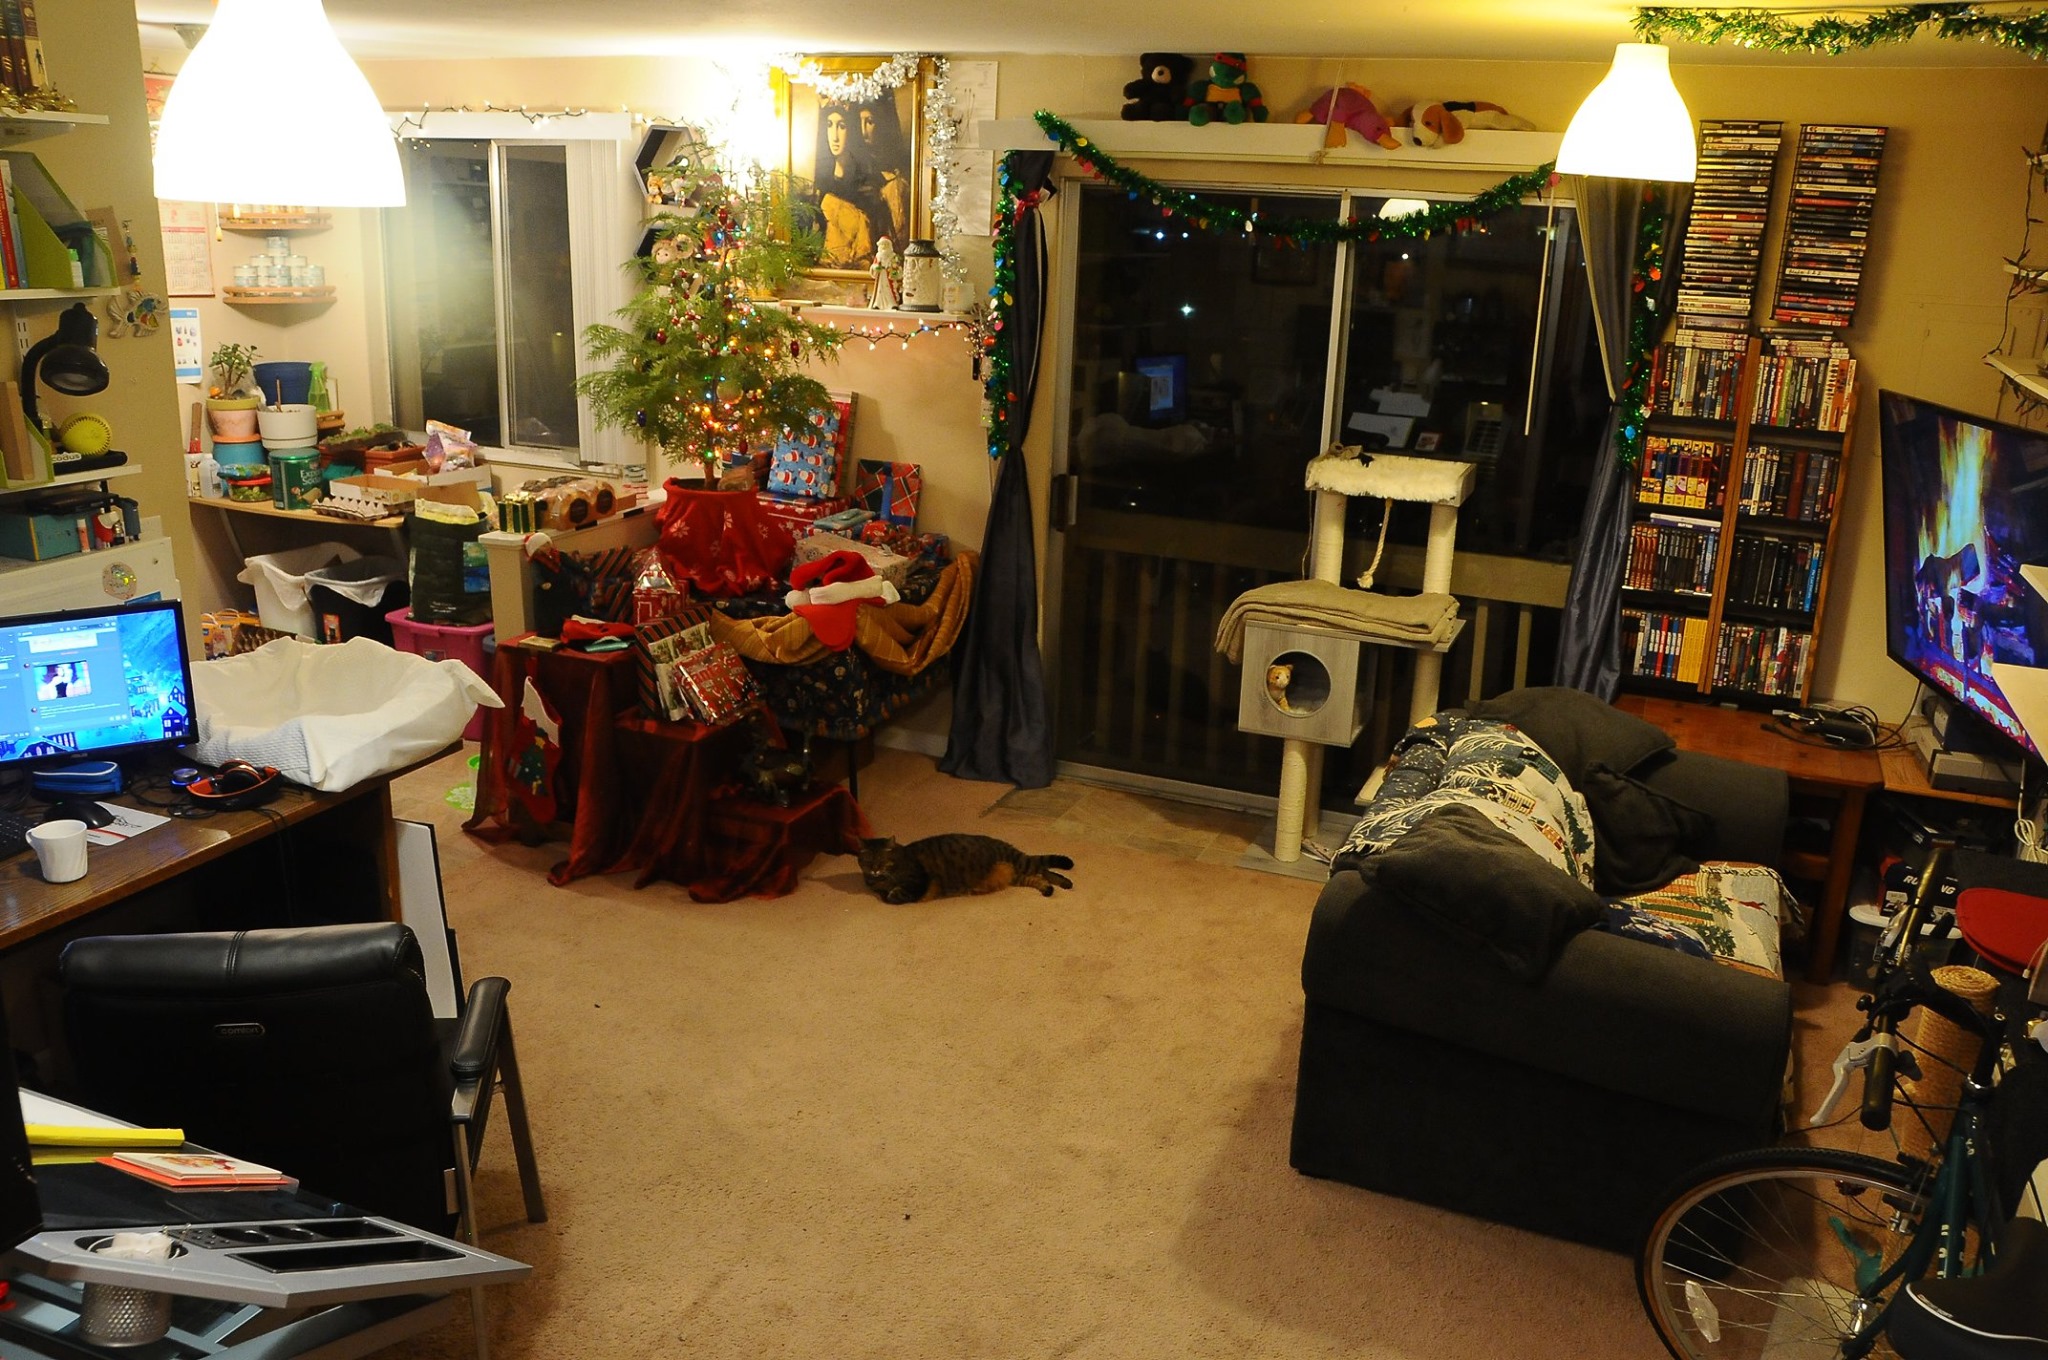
[785,549,900,650]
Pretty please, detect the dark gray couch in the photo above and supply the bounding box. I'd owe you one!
[1288,693,1795,1252]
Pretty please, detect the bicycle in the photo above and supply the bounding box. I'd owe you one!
[1635,845,2048,1360]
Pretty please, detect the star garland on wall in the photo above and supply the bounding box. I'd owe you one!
[1615,188,1672,470]
[1633,3,2048,59]
[982,155,1027,461]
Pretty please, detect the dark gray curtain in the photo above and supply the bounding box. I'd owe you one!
[941,152,1058,788]
[1552,176,1691,696]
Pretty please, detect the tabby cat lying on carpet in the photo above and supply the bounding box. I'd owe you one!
[857,834,1075,903]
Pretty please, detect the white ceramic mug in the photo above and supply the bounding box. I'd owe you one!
[26,819,88,884]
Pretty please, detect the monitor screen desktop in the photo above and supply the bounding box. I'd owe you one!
[1132,354,1189,427]
[1878,390,2048,757]
[0,600,194,772]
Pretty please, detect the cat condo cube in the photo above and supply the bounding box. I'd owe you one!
[1231,449,1474,862]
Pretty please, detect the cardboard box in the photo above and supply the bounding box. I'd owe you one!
[792,530,909,590]
[0,509,83,561]
[328,473,419,507]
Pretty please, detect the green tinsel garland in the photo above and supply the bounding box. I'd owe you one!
[983,154,1025,460]
[1634,3,2048,59]
[1032,111,1556,246]
[1615,188,1671,470]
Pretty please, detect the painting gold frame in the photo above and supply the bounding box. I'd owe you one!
[777,56,929,279]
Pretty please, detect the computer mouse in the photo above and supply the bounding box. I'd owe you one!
[40,799,116,830]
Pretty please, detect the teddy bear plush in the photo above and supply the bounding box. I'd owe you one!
[1187,53,1268,127]
[1393,99,1536,148]
[1122,53,1194,122]
[1295,83,1401,150]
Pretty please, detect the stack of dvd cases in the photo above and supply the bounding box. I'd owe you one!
[1772,124,1888,329]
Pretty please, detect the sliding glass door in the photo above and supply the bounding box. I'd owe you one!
[1047,180,1607,801]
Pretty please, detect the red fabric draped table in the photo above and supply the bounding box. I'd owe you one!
[466,642,869,898]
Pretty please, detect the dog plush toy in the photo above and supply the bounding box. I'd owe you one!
[1122,53,1193,121]
[1187,53,1268,127]
[1295,83,1401,150]
[1393,99,1536,148]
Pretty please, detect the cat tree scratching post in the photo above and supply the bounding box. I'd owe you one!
[1262,453,1475,862]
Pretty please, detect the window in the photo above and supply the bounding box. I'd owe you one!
[382,114,639,467]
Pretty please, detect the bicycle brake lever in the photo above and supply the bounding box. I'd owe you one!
[1809,1033,1923,1127]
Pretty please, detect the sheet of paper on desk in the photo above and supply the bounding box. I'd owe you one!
[84,803,171,847]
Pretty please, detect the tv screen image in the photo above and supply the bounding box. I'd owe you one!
[0,601,193,768]
[1878,390,2048,756]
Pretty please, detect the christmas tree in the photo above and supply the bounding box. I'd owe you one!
[578,162,844,479]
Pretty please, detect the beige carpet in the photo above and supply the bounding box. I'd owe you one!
[382,746,1860,1360]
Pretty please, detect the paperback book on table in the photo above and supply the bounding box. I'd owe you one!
[97,1151,297,1191]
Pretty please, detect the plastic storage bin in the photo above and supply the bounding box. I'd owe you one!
[237,542,360,638]
[388,608,494,741]
[306,556,409,645]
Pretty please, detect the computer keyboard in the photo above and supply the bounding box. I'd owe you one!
[0,809,33,861]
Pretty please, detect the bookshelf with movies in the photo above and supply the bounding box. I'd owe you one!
[1621,329,1858,705]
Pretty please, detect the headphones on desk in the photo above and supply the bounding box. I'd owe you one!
[186,760,283,811]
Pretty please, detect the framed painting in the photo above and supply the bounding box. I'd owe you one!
[779,56,929,278]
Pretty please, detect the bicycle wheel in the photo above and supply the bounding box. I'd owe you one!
[1638,1147,1965,1360]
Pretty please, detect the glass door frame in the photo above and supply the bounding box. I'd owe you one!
[1041,172,1578,795]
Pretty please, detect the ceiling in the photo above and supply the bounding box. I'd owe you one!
[131,0,2043,65]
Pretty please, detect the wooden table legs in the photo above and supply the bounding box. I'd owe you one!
[1804,781,1869,984]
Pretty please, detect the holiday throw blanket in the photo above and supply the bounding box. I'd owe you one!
[711,550,978,675]
[1213,579,1459,663]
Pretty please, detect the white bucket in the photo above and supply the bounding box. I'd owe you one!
[256,403,319,445]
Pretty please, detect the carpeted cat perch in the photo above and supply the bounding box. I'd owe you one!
[1219,446,1473,862]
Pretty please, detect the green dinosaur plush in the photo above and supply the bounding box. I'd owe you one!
[1186,53,1268,127]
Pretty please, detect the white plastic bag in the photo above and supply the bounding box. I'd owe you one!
[192,637,504,791]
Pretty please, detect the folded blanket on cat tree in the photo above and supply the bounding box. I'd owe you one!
[711,550,978,675]
[1213,578,1459,663]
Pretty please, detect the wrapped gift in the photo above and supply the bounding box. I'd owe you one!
[673,641,758,727]
[634,607,716,718]
[755,491,850,539]
[792,530,910,591]
[765,397,855,500]
[813,506,875,536]
[852,458,921,527]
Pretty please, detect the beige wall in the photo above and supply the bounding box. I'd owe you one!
[31,0,189,628]
[358,50,2048,734]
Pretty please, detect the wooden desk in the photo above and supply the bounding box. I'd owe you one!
[0,765,414,956]
[1617,695,1885,984]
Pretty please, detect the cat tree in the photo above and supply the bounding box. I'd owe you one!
[1235,450,1474,862]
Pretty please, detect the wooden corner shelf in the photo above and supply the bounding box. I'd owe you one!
[221,286,337,306]
[1989,352,2048,402]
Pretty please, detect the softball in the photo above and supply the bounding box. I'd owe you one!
[58,413,112,455]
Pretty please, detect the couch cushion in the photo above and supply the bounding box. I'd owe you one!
[1622,862,1799,979]
[1302,867,1793,1125]
[1470,686,1675,783]
[1372,804,1603,982]
[1579,762,1716,896]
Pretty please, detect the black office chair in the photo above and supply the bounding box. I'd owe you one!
[58,923,546,1358]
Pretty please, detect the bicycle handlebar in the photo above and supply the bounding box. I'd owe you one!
[1860,1032,1898,1130]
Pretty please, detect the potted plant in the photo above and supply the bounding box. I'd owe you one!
[205,342,262,440]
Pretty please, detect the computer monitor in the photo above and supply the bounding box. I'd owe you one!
[0,600,194,773]
[1878,390,2048,757]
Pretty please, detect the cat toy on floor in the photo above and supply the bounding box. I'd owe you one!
[857,833,1075,903]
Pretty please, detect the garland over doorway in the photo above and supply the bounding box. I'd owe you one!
[1633,3,2048,60]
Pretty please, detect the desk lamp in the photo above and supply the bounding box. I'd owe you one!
[20,302,110,469]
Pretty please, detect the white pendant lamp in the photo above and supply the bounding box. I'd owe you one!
[1556,43,1697,183]
[153,0,403,207]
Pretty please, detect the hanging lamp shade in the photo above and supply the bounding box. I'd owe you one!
[1556,43,1697,183]
[153,0,403,207]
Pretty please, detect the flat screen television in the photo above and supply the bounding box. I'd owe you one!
[1878,390,2048,756]
[0,599,194,772]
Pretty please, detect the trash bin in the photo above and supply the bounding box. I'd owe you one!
[306,555,410,645]
[237,542,361,638]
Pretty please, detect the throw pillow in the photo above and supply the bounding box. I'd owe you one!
[1470,686,1674,783]
[1579,762,1717,896]
[1371,803,1605,983]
